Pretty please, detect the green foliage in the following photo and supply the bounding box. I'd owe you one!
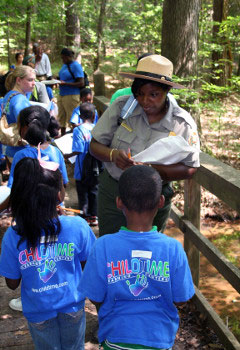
[212,231,240,268]
[0,0,239,102]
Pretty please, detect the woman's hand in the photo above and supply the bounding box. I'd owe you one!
[112,149,134,170]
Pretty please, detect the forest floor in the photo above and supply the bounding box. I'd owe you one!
[0,82,239,348]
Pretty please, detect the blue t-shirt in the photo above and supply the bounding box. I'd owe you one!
[0,215,96,322]
[2,91,31,158]
[72,123,94,181]
[46,86,54,100]
[70,106,98,126]
[59,61,84,96]
[80,228,195,348]
[8,144,69,188]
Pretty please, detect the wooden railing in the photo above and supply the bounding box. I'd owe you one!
[93,71,240,350]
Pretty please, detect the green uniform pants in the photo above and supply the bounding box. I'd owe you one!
[98,169,173,237]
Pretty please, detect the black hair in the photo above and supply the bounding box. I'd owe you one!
[61,48,74,57]
[15,52,23,61]
[131,78,171,98]
[119,165,162,213]
[18,105,59,145]
[137,53,153,63]
[10,158,62,249]
[80,102,95,122]
[80,87,92,98]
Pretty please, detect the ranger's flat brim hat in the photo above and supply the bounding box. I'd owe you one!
[119,55,185,89]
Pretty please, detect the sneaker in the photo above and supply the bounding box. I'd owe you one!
[89,216,98,226]
[84,216,91,225]
[9,297,22,311]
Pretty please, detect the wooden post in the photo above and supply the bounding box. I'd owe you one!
[184,178,201,286]
[93,70,105,96]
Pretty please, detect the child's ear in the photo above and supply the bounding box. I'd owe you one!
[116,196,124,210]
[57,185,65,204]
[158,195,165,209]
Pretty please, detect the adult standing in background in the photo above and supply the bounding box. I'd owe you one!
[2,66,35,161]
[15,53,24,67]
[57,48,85,136]
[32,43,52,81]
[22,56,50,108]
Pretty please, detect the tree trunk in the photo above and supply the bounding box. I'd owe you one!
[94,0,108,71]
[161,0,200,81]
[5,17,11,69]
[65,0,81,62]
[237,54,240,76]
[161,0,201,134]
[24,4,32,57]
[211,0,232,86]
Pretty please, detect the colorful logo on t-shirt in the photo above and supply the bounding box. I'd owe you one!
[18,241,75,284]
[107,250,170,297]
[126,274,148,296]
[37,259,57,283]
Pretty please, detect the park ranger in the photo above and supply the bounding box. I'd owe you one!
[90,55,200,236]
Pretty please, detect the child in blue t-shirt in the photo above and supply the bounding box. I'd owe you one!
[65,103,99,226]
[0,157,96,350]
[70,88,98,129]
[80,165,195,350]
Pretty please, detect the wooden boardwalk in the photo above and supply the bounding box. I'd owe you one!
[0,169,226,349]
[0,275,99,350]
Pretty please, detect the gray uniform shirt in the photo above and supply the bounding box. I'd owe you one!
[92,94,200,181]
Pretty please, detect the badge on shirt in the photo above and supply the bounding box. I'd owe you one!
[121,122,133,132]
[168,131,176,136]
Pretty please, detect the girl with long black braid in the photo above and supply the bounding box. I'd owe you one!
[0,157,96,350]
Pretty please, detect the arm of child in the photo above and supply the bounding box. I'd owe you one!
[64,151,80,160]
[5,277,21,290]
[89,299,102,312]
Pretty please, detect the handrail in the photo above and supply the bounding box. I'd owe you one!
[92,74,240,349]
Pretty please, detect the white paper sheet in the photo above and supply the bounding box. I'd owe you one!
[132,135,199,165]
[54,133,76,164]
[0,186,11,205]
[41,79,61,85]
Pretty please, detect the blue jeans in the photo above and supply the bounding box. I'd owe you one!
[28,308,86,350]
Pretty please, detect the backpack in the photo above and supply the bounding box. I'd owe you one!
[66,63,89,89]
[0,92,27,147]
[81,151,103,187]
[83,71,89,88]
[78,128,103,186]
[118,95,138,125]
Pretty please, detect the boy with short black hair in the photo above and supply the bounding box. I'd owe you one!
[80,165,195,350]
[65,102,99,226]
[70,88,98,129]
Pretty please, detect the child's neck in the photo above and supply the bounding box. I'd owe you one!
[125,212,154,232]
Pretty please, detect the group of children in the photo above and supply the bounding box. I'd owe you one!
[0,85,195,350]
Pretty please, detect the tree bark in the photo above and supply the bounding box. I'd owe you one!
[94,0,108,71]
[65,0,81,62]
[211,0,232,86]
[24,4,32,57]
[5,17,11,69]
[161,0,200,81]
[161,0,201,134]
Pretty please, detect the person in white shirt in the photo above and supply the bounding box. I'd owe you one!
[33,44,52,81]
